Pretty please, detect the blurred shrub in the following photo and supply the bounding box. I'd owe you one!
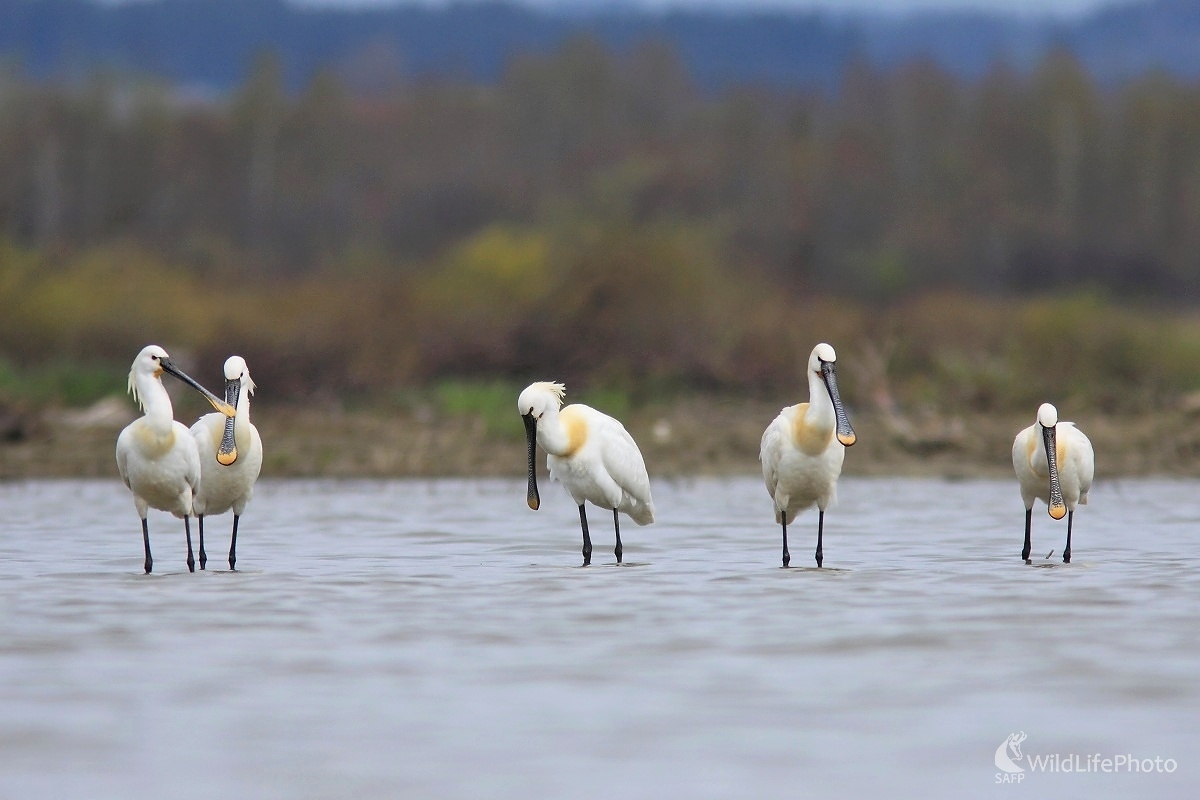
[0,356,123,407]
[2,235,1199,416]
[434,379,524,439]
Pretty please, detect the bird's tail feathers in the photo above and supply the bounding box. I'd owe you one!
[628,499,655,526]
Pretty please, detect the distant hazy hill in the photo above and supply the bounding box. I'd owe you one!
[0,0,1194,90]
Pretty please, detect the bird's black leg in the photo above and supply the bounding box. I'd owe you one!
[198,515,207,570]
[815,510,824,569]
[1022,508,1032,564]
[1063,511,1073,564]
[578,504,592,567]
[781,514,790,568]
[184,516,196,573]
[142,518,153,574]
[613,508,623,564]
[229,514,240,571]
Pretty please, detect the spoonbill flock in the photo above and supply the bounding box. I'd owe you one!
[520,348,1093,568]
[112,340,1096,573]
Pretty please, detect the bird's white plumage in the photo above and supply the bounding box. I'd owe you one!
[518,382,655,524]
[191,356,263,518]
[760,343,848,525]
[115,345,202,520]
[760,405,845,525]
[549,405,655,524]
[1013,403,1094,513]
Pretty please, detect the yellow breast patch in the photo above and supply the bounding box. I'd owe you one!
[559,406,589,458]
[1025,431,1038,466]
[791,403,833,456]
[134,423,176,458]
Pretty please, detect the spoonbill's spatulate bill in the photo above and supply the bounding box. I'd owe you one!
[760,343,856,568]
[1012,403,1094,564]
[114,345,236,574]
[191,356,263,570]
[519,381,655,566]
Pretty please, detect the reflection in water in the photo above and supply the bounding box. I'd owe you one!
[0,477,1196,798]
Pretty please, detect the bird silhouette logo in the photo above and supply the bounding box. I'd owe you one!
[995,732,1028,774]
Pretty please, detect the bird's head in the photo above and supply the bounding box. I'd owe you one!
[126,344,235,417]
[517,381,565,423]
[1037,402,1058,431]
[809,343,856,447]
[215,355,255,466]
[222,355,257,405]
[517,381,565,511]
[808,342,837,375]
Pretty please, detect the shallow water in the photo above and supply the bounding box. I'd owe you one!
[0,476,1197,799]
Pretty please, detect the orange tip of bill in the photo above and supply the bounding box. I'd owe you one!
[838,432,857,447]
[527,496,540,511]
[217,449,238,466]
[1048,504,1067,520]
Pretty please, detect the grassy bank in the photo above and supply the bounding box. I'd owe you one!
[4,393,1199,481]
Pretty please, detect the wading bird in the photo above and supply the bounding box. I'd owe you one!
[760,343,857,568]
[519,381,655,566]
[191,356,263,570]
[115,345,235,574]
[1012,403,1094,564]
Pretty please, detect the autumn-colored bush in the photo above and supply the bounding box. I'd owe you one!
[4,236,1198,417]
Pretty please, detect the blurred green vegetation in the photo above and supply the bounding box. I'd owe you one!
[2,237,1199,417]
[0,357,123,408]
[433,380,525,439]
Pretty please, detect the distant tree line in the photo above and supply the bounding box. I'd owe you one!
[2,42,1198,296]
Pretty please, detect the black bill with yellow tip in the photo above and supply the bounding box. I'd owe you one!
[160,358,237,417]
[216,376,240,466]
[523,412,540,511]
[820,359,857,447]
[1043,423,1066,520]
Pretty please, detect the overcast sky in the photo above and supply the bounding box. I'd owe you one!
[292,0,1133,18]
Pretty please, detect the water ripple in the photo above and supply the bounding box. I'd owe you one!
[0,476,1197,798]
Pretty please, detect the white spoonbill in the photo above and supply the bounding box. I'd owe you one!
[760,342,857,568]
[191,355,263,571]
[1012,402,1094,564]
[519,381,655,566]
[115,345,236,574]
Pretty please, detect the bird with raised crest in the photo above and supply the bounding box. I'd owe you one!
[519,381,654,566]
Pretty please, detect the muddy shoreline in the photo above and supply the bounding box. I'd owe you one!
[3,397,1199,481]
